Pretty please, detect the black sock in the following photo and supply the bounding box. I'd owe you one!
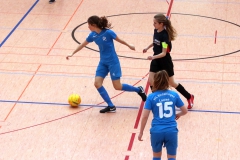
[175,83,191,99]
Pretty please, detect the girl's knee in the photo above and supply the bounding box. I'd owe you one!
[94,81,102,89]
[113,85,122,90]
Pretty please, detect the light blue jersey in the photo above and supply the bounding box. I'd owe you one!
[144,90,184,133]
[86,29,119,65]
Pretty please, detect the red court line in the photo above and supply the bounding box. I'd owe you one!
[3,64,42,121]
[2,0,86,121]
[124,1,174,159]
[215,30,218,44]
[124,83,150,160]
[46,0,84,56]
[0,73,149,135]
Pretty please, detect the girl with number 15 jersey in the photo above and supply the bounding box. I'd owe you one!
[138,70,188,160]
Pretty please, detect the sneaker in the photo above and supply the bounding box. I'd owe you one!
[49,0,55,4]
[137,86,147,102]
[187,94,194,109]
[100,106,116,113]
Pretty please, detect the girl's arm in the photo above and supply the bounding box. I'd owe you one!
[66,40,89,59]
[143,43,153,53]
[176,105,188,120]
[147,42,168,60]
[115,36,135,50]
[138,109,151,141]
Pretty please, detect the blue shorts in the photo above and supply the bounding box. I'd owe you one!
[96,62,122,80]
[150,131,178,155]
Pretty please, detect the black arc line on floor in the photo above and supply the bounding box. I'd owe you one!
[72,12,240,61]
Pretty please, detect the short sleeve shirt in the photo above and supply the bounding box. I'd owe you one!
[144,89,184,133]
[86,29,119,64]
[153,29,172,55]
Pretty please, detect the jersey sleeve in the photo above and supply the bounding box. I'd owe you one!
[86,32,94,42]
[144,94,153,110]
[175,93,184,108]
[107,29,117,39]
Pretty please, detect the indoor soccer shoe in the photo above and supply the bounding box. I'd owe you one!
[49,0,55,4]
[100,106,116,113]
[187,94,194,109]
[137,86,147,102]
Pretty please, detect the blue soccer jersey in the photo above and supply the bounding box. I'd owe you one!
[86,29,119,64]
[144,90,184,133]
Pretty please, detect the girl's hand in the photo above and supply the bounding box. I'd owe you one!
[129,44,135,50]
[147,56,153,60]
[138,133,143,141]
[143,48,148,53]
[175,115,180,120]
[66,53,74,60]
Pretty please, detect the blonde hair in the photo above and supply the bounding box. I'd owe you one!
[154,13,177,41]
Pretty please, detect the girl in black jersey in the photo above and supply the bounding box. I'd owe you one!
[143,13,194,109]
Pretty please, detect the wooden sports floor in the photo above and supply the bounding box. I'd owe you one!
[0,0,240,159]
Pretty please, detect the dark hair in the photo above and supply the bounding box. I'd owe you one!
[87,15,112,29]
[152,70,169,92]
[154,13,177,41]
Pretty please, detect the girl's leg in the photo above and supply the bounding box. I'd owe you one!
[153,151,162,160]
[165,131,177,160]
[95,76,115,113]
[148,72,155,91]
[167,155,176,160]
[112,79,146,101]
[169,76,194,109]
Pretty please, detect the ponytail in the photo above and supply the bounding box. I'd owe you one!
[154,13,177,41]
[87,15,112,29]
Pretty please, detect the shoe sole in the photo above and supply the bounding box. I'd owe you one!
[100,109,116,113]
[100,111,116,113]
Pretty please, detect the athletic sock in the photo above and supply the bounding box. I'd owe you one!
[122,84,139,92]
[97,86,114,106]
[175,83,191,99]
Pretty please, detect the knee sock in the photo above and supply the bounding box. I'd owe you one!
[175,83,191,99]
[97,86,114,107]
[168,158,175,160]
[122,84,139,92]
[153,158,161,160]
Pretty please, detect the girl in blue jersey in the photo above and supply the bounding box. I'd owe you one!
[143,13,194,109]
[66,15,147,113]
[138,70,188,160]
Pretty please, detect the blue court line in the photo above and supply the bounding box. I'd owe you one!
[0,71,147,81]
[0,99,240,115]
[0,100,137,109]
[1,71,240,85]
[0,0,39,47]
[1,26,240,40]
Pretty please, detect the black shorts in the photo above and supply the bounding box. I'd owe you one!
[149,53,174,77]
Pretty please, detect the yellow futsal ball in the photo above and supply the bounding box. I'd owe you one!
[68,94,81,107]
